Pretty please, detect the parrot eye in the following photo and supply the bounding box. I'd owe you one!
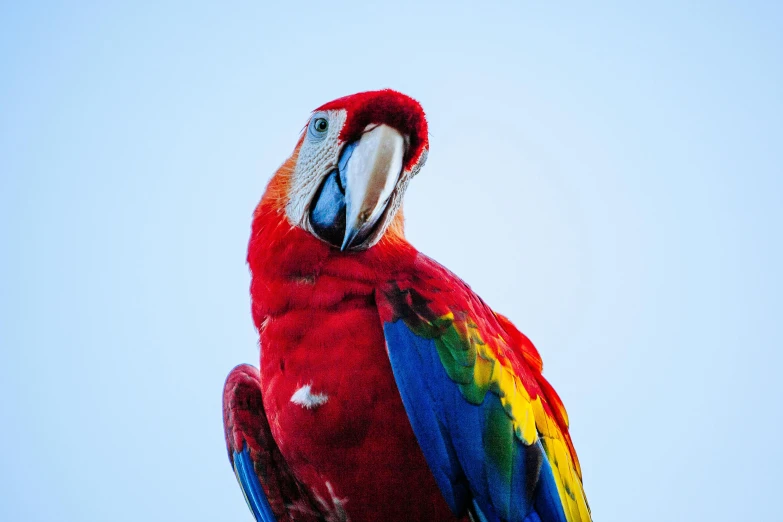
[314,118,328,132]
[308,115,330,140]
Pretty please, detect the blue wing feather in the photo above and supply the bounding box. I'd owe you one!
[233,446,277,522]
[383,319,570,522]
[532,442,568,522]
[383,319,470,514]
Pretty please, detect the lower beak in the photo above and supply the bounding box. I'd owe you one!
[340,124,405,250]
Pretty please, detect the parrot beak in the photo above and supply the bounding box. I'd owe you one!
[340,124,405,250]
[308,123,405,250]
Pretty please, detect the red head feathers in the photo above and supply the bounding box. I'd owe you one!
[258,89,428,251]
[316,89,429,173]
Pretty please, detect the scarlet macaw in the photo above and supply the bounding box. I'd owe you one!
[223,90,591,522]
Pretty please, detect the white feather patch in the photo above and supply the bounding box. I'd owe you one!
[286,109,347,230]
[290,384,329,409]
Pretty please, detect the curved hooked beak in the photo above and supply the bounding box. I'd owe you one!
[341,124,404,250]
[309,124,405,250]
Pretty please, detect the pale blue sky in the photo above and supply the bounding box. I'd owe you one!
[1,2,781,521]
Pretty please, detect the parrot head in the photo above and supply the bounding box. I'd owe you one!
[266,89,428,251]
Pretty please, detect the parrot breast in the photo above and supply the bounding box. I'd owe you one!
[248,200,459,521]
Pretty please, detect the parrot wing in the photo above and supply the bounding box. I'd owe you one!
[223,364,323,522]
[376,254,591,522]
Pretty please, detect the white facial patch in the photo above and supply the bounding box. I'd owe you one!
[290,384,329,410]
[285,106,430,250]
[286,109,347,230]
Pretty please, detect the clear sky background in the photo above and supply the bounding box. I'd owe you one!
[1,2,781,521]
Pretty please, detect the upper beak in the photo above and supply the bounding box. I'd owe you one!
[340,124,405,250]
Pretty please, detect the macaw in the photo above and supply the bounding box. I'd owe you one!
[223,90,591,522]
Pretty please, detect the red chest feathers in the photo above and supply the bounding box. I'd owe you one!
[258,290,457,521]
[248,213,456,520]
[259,297,393,457]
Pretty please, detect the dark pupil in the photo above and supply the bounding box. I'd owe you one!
[316,119,327,131]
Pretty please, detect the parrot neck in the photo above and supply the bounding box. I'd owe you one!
[247,157,418,324]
